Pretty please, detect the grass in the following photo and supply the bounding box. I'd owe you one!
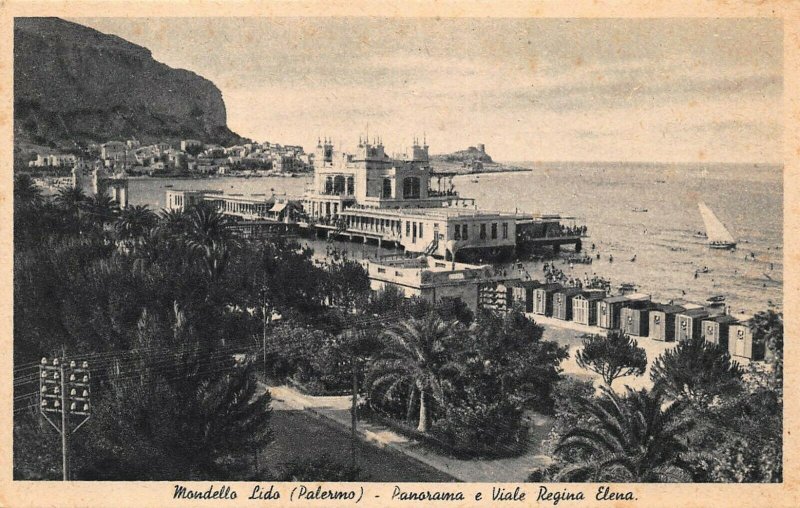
[260,410,457,482]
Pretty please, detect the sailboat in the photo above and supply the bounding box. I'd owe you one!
[698,202,736,249]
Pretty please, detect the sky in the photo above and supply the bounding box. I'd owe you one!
[74,17,782,163]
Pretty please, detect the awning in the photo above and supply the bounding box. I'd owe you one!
[269,202,287,213]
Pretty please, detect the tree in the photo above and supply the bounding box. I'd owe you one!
[750,308,783,397]
[553,387,693,482]
[457,310,568,411]
[575,330,647,387]
[185,202,238,280]
[650,336,742,405]
[82,193,120,227]
[367,314,457,432]
[54,186,86,213]
[14,173,42,208]
[115,204,157,239]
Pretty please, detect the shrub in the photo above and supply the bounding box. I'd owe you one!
[431,400,528,458]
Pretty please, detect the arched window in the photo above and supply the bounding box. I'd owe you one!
[324,176,333,194]
[346,176,354,195]
[333,175,345,194]
[403,177,421,199]
[382,178,392,198]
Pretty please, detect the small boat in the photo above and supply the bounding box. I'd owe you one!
[706,295,726,304]
[698,202,736,249]
[164,184,174,188]
[631,207,648,213]
[618,283,636,292]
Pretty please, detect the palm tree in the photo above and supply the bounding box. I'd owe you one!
[54,186,86,213]
[553,387,693,482]
[185,203,238,279]
[158,208,190,237]
[82,193,120,227]
[367,314,456,432]
[115,205,157,240]
[14,174,42,208]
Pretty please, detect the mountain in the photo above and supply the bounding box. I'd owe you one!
[14,17,247,152]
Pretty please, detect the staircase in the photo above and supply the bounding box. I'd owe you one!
[424,238,438,256]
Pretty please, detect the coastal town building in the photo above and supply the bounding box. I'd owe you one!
[302,137,530,260]
[361,255,505,313]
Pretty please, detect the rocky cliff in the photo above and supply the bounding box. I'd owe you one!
[14,17,246,150]
[433,146,494,164]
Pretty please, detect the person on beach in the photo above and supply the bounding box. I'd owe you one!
[609,255,613,263]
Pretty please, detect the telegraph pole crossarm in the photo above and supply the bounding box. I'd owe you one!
[39,356,91,481]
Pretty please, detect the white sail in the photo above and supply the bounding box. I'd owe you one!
[698,202,735,245]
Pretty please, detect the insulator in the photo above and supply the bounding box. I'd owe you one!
[69,374,76,381]
[83,403,90,412]
[53,386,59,394]
[82,361,89,369]
[40,371,47,378]
[82,375,89,382]
[70,389,76,396]
[41,357,48,365]
[53,372,59,380]
[70,402,77,410]
[53,358,59,366]
[82,390,89,397]
[70,361,76,368]
[41,400,47,407]
[53,401,60,408]
[41,386,47,393]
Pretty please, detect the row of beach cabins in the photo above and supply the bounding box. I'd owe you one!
[479,280,766,361]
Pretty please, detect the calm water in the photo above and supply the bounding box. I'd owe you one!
[128,162,783,315]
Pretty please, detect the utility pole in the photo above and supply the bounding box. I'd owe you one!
[261,288,269,375]
[39,356,91,481]
[60,359,68,481]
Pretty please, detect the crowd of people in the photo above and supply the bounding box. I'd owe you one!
[544,224,588,238]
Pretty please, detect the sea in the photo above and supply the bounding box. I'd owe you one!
[127,161,783,316]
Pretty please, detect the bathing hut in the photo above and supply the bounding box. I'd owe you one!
[507,280,541,313]
[552,287,584,321]
[572,290,606,326]
[728,320,764,360]
[621,303,656,337]
[479,281,515,312]
[648,304,685,342]
[701,315,738,348]
[675,308,710,342]
[597,293,651,329]
[532,283,563,316]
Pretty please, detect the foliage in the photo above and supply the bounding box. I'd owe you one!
[367,314,459,432]
[650,336,742,405]
[13,189,353,479]
[276,455,360,481]
[460,310,568,413]
[365,309,566,456]
[575,330,647,386]
[551,387,693,482]
[432,398,528,458]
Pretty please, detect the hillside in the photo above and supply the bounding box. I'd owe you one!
[14,17,247,153]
